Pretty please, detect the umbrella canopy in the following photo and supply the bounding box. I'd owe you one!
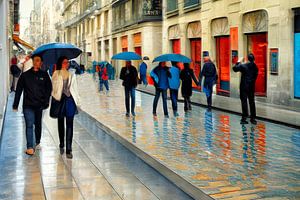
[153,53,191,63]
[32,43,82,65]
[111,52,142,61]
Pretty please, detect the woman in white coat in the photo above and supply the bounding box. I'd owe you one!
[52,56,80,159]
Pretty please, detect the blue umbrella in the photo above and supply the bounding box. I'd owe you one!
[153,53,191,63]
[111,52,142,61]
[32,43,82,65]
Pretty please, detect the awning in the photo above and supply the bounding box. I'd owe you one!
[12,34,34,50]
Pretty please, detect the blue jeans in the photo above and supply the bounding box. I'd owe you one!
[140,74,148,85]
[100,80,109,91]
[23,108,43,149]
[125,87,136,114]
[170,89,178,112]
[153,88,168,115]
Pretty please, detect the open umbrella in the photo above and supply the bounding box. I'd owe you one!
[32,43,82,65]
[153,53,191,63]
[111,52,142,61]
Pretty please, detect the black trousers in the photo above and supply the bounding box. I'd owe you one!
[183,96,192,111]
[58,117,74,153]
[240,89,256,119]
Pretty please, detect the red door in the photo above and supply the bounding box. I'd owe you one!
[190,39,201,89]
[216,36,230,96]
[172,39,183,69]
[134,47,142,56]
[248,33,267,96]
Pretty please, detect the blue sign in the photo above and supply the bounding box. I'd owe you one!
[270,49,278,74]
[295,33,300,98]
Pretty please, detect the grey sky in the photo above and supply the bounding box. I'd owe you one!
[19,0,34,37]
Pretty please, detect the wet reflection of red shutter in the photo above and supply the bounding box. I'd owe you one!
[216,36,230,96]
[248,33,267,96]
[190,39,201,89]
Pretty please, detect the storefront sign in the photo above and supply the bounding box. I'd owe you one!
[270,48,278,75]
[143,0,162,16]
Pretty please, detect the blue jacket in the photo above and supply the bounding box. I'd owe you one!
[151,66,170,90]
[139,62,147,76]
[168,66,180,90]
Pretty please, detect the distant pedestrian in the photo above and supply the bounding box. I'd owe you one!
[233,53,258,125]
[10,55,21,92]
[168,62,181,116]
[139,56,149,86]
[120,61,138,117]
[51,56,80,159]
[199,56,217,109]
[99,63,109,93]
[13,54,52,155]
[180,63,198,112]
[151,62,171,117]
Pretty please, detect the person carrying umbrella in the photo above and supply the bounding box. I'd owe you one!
[51,56,81,159]
[13,54,52,155]
[233,54,258,125]
[168,61,181,116]
[180,63,199,112]
[199,56,217,110]
[99,62,109,93]
[120,61,138,117]
[151,62,171,117]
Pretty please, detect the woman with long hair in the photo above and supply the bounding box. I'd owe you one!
[51,56,80,158]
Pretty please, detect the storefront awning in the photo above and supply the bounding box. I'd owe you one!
[12,34,34,50]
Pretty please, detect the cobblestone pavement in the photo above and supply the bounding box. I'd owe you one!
[77,73,300,200]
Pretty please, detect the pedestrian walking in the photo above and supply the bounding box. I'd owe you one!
[199,56,217,109]
[120,61,138,117]
[51,56,81,159]
[13,54,52,155]
[151,62,171,117]
[180,63,198,112]
[10,55,21,92]
[233,53,258,125]
[99,63,109,93]
[168,62,181,116]
[139,57,149,86]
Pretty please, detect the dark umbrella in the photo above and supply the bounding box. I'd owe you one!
[32,43,82,65]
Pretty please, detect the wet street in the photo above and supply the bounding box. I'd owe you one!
[77,74,300,199]
[0,73,299,200]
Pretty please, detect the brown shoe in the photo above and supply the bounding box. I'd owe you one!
[25,148,35,155]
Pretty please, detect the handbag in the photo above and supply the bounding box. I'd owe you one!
[50,96,65,118]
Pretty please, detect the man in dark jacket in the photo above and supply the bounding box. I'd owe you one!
[199,57,217,109]
[13,54,52,155]
[120,61,138,117]
[233,53,258,125]
[151,62,171,117]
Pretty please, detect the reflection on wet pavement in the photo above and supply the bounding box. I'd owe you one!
[78,74,300,199]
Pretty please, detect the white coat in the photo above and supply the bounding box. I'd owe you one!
[51,69,80,107]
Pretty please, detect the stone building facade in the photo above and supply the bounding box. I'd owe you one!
[163,0,300,108]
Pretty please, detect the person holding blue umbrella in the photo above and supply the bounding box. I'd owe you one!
[151,62,171,117]
[120,61,139,117]
[168,61,181,116]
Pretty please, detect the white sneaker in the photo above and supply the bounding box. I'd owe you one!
[35,144,41,150]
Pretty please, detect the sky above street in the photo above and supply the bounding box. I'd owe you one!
[19,0,33,36]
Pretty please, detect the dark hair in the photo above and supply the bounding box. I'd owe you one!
[56,56,68,70]
[248,53,255,62]
[184,63,190,69]
[31,54,43,61]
